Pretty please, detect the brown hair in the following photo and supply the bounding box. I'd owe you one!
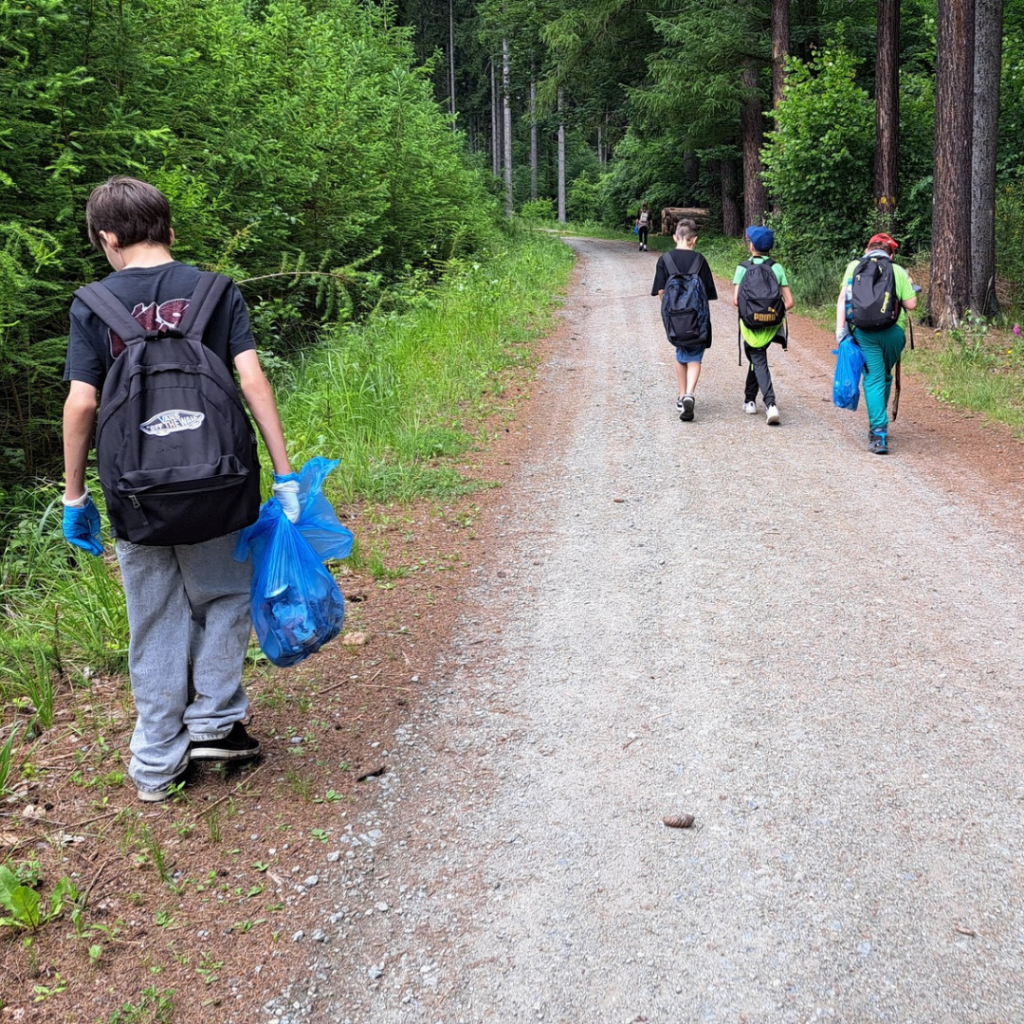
[674,218,697,242]
[85,176,172,251]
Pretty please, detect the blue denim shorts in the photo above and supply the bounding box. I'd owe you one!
[674,346,705,365]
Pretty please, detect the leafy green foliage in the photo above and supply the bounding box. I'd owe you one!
[762,47,875,265]
[0,0,502,489]
[0,864,77,931]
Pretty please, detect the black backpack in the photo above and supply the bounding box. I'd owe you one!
[737,258,785,330]
[660,251,710,349]
[74,272,261,546]
[847,253,900,331]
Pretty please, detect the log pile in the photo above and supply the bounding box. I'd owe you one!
[660,207,709,236]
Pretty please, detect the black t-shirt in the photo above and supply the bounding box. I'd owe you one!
[650,249,718,300]
[64,261,255,390]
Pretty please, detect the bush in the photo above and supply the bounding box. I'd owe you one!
[762,46,875,264]
[520,198,556,222]
[567,174,603,223]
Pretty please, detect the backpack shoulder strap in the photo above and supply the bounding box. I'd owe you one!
[176,271,232,342]
[73,282,149,346]
[664,251,682,278]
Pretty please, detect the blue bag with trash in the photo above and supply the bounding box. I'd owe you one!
[832,336,866,410]
[234,458,353,667]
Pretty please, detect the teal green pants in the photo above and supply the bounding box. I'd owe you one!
[854,325,906,433]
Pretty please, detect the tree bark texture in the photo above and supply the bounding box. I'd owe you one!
[771,0,790,107]
[557,87,566,223]
[930,0,975,329]
[448,0,456,122]
[741,64,768,226]
[873,0,900,221]
[721,159,742,237]
[970,0,1003,315]
[502,37,513,217]
[491,60,500,178]
[530,78,538,200]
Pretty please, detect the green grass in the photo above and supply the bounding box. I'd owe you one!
[279,228,574,502]
[905,314,1024,434]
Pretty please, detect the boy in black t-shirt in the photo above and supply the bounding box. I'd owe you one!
[62,177,299,802]
[651,219,718,420]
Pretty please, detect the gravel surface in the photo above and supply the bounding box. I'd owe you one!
[263,238,1024,1024]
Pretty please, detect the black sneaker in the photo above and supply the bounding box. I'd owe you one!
[869,430,889,455]
[680,394,695,421]
[190,722,261,761]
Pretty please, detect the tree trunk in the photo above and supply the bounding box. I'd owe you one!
[490,60,500,178]
[741,63,768,225]
[971,0,1003,315]
[557,87,566,223]
[771,0,789,107]
[930,0,975,329]
[873,0,900,223]
[502,37,513,217]
[721,159,742,236]
[530,78,538,200]
[684,151,699,189]
[448,0,456,123]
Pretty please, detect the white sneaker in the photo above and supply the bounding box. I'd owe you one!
[765,404,780,425]
[743,401,757,415]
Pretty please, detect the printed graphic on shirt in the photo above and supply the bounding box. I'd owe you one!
[108,297,190,359]
[140,410,206,436]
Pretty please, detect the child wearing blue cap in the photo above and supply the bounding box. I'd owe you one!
[732,226,794,425]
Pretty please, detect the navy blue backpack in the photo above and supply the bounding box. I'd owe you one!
[660,251,710,349]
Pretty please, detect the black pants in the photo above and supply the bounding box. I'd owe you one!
[744,342,776,406]
[638,225,649,246]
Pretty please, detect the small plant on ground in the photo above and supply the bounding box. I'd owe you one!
[0,864,77,932]
[107,986,176,1023]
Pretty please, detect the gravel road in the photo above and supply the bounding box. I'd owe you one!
[266,237,1024,1024]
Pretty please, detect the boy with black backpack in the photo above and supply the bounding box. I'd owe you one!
[651,219,718,421]
[835,232,918,454]
[62,177,301,802]
[733,226,794,425]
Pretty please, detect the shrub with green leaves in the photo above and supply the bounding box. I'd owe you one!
[762,46,875,265]
[0,0,502,490]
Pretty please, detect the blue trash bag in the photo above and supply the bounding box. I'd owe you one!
[289,457,354,561]
[833,337,866,410]
[633,224,640,235]
[234,458,353,667]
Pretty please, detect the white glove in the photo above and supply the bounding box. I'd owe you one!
[272,475,301,524]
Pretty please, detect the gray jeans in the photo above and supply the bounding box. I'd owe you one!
[116,533,253,791]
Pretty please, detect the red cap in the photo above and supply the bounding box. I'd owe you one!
[868,232,898,252]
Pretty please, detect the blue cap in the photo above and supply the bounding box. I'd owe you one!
[746,226,774,252]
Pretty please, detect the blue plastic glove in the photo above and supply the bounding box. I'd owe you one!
[272,473,301,524]
[62,498,104,557]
